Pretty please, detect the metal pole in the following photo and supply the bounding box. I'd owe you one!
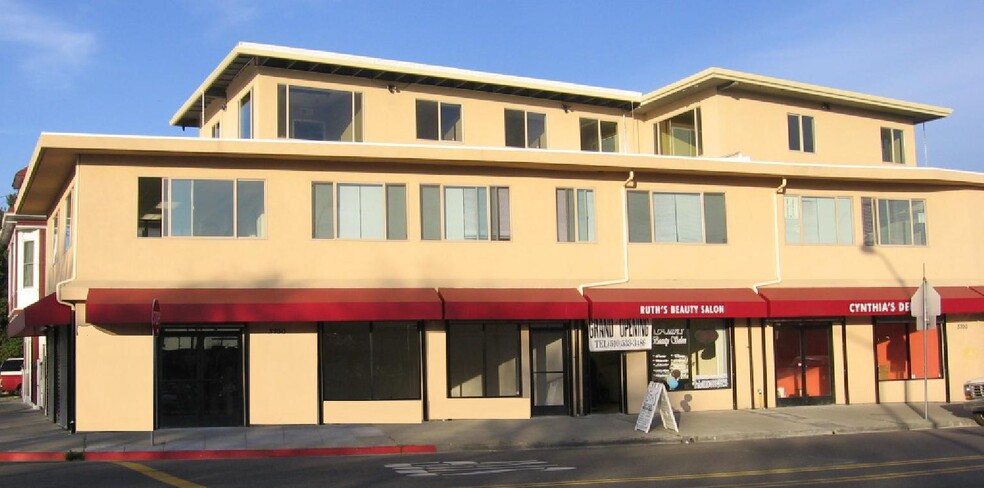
[922,275,929,421]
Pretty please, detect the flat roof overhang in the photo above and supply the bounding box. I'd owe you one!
[638,68,951,123]
[16,133,984,217]
[171,43,641,128]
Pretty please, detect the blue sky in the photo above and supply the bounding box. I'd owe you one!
[1,0,982,199]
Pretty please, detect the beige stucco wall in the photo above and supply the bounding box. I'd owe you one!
[248,323,318,425]
[424,322,531,420]
[205,68,637,154]
[75,305,154,431]
[945,316,984,400]
[202,69,926,168]
[324,401,423,424]
[844,320,877,404]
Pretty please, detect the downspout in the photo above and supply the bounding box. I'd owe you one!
[578,170,635,294]
[54,157,80,433]
[55,156,80,309]
[752,178,786,293]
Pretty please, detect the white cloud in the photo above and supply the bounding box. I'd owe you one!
[0,0,97,86]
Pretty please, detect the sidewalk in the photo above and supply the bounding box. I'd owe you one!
[0,396,978,462]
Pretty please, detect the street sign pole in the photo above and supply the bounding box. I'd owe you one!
[910,271,940,421]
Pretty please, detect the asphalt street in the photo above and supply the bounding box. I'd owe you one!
[2,426,983,487]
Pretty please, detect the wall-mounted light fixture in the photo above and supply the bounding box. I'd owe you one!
[821,102,831,111]
[562,104,572,113]
[387,84,400,94]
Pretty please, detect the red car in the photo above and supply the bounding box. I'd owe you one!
[0,358,24,395]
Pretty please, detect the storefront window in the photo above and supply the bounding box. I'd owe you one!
[321,322,421,400]
[874,321,941,380]
[649,319,731,390]
[447,323,521,398]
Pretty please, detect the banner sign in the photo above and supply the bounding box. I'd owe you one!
[588,319,652,352]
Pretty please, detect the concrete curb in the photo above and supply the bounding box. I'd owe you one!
[0,445,436,463]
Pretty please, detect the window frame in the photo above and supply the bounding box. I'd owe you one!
[277,84,364,142]
[320,322,423,401]
[239,91,253,139]
[416,99,462,142]
[874,319,942,381]
[419,184,511,242]
[648,319,733,391]
[556,187,596,243]
[655,108,702,157]
[627,190,728,244]
[63,191,73,252]
[446,322,523,398]
[579,117,619,152]
[880,127,906,164]
[504,108,547,149]
[21,238,36,289]
[861,197,927,246]
[137,177,266,239]
[787,113,816,153]
[783,195,854,245]
[310,182,407,240]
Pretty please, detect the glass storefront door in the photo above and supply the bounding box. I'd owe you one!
[530,325,569,415]
[157,329,244,428]
[774,324,833,406]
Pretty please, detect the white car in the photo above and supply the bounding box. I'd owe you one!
[964,377,984,426]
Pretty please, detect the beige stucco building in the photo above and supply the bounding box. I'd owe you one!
[4,42,983,432]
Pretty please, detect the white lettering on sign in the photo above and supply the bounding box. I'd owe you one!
[640,304,727,316]
[589,320,652,352]
[847,301,910,314]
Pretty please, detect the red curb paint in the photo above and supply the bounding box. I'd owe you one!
[0,452,68,462]
[0,445,436,463]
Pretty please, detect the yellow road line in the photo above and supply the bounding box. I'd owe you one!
[472,454,984,488]
[115,461,206,488]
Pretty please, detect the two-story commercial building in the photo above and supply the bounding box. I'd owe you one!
[5,42,984,432]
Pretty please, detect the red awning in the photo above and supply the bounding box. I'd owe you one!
[7,293,73,338]
[938,286,984,314]
[439,288,588,320]
[760,286,984,318]
[585,288,767,319]
[86,288,443,324]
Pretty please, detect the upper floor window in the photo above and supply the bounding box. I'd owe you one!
[787,114,815,153]
[504,109,546,148]
[277,85,363,142]
[63,191,73,251]
[137,177,265,238]
[52,210,60,259]
[211,122,221,138]
[655,108,702,157]
[311,182,406,240]
[627,191,727,244]
[416,100,461,141]
[783,195,853,245]
[861,197,926,246]
[420,185,510,241]
[556,188,595,242]
[880,127,905,164]
[21,239,35,289]
[239,92,252,139]
[580,118,618,152]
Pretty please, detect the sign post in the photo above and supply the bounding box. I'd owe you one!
[151,299,160,445]
[910,277,940,421]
